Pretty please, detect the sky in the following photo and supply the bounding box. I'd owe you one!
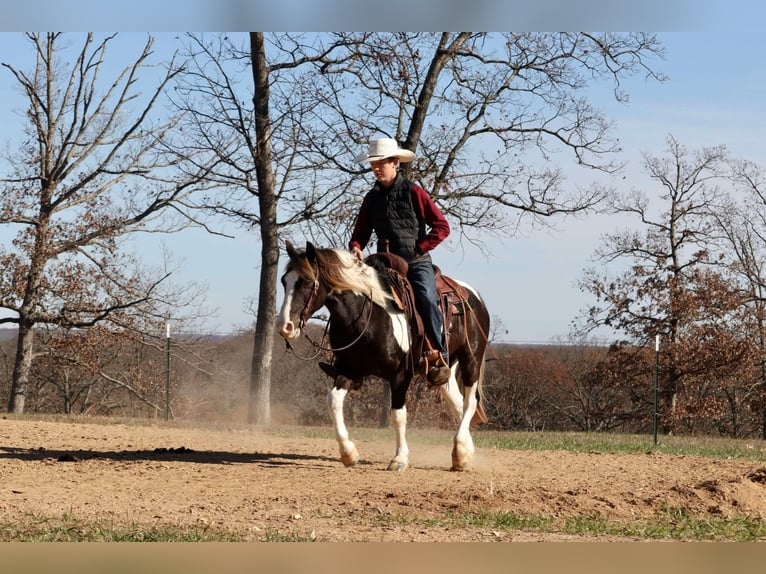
[1,4,765,343]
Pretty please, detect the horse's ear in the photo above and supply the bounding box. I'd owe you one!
[286,241,298,259]
[305,242,317,263]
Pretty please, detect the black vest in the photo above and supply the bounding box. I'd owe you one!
[367,175,430,263]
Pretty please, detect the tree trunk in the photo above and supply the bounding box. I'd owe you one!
[248,224,280,425]
[249,323,274,425]
[8,217,49,414]
[247,32,279,425]
[8,321,35,413]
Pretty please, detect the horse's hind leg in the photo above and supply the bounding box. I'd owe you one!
[436,363,477,470]
[446,358,483,471]
[327,380,359,467]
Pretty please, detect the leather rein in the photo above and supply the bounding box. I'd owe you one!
[285,259,375,359]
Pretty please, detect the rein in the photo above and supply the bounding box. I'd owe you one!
[286,255,377,357]
[285,298,375,359]
[303,295,374,353]
[454,294,500,364]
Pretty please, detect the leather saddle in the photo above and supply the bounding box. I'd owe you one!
[365,252,472,370]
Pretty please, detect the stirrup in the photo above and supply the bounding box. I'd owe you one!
[420,349,441,364]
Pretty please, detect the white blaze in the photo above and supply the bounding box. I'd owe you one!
[276,269,300,338]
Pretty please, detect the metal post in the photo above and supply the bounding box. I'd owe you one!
[653,334,659,447]
[165,322,171,421]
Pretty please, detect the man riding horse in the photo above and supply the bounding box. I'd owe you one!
[349,137,451,386]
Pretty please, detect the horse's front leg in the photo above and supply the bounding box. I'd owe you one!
[451,382,479,471]
[387,384,409,472]
[327,377,359,467]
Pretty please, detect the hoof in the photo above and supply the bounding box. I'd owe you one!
[451,445,471,471]
[340,445,359,467]
[387,459,408,473]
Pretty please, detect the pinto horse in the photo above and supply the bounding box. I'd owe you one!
[276,241,490,471]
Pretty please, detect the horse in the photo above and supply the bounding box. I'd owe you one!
[275,241,491,471]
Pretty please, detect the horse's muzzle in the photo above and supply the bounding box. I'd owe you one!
[276,319,300,340]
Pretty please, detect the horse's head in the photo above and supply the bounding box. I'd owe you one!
[276,241,326,340]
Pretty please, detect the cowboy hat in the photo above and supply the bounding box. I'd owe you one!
[354,138,415,164]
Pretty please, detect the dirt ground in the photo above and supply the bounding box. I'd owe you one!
[1,417,766,542]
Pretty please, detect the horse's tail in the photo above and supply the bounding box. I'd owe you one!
[470,356,488,427]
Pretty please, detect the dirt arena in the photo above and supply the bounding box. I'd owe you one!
[2,417,766,541]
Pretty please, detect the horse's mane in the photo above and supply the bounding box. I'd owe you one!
[302,248,393,309]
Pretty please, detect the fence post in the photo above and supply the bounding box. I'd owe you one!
[165,322,171,421]
[653,334,659,447]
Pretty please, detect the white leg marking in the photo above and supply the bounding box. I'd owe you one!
[327,387,358,466]
[387,406,409,472]
[439,363,463,421]
[452,378,479,471]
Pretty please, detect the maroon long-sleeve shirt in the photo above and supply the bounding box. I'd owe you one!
[349,182,450,256]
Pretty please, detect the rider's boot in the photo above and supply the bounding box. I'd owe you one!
[421,343,450,386]
[426,356,450,386]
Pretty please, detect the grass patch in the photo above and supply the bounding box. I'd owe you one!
[473,430,766,462]
[0,513,319,542]
[0,516,234,542]
[376,507,766,541]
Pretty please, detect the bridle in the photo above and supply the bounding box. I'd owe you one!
[298,276,320,331]
[286,257,375,359]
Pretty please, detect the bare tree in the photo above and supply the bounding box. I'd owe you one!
[709,159,766,437]
[576,135,752,432]
[29,325,165,415]
[296,32,667,250]
[0,33,212,413]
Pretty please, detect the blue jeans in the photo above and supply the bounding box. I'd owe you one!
[407,259,447,359]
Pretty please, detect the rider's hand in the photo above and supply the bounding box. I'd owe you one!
[351,246,363,261]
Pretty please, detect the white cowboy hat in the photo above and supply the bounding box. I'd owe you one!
[354,138,415,164]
